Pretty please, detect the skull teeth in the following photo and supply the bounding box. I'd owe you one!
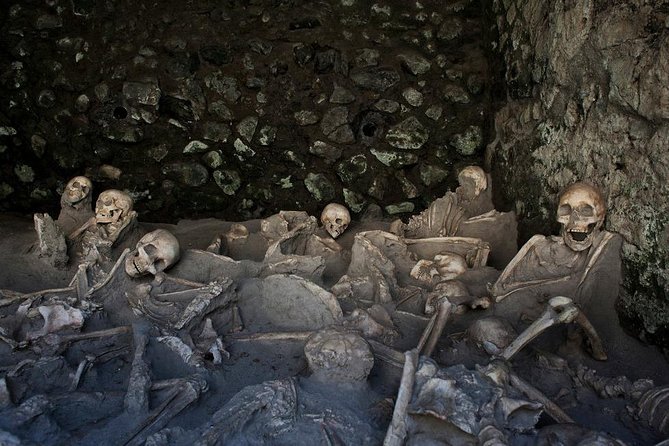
[133,259,144,275]
[568,228,592,242]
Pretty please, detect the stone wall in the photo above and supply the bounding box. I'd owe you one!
[488,0,669,347]
[0,0,493,222]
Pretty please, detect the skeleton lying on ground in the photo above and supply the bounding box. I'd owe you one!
[163,328,386,446]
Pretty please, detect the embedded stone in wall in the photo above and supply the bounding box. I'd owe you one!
[205,73,241,103]
[258,126,276,146]
[354,48,380,67]
[202,122,231,143]
[304,173,335,202]
[397,53,431,75]
[294,110,320,126]
[208,101,235,120]
[183,140,209,154]
[443,84,470,104]
[123,81,161,107]
[420,164,449,186]
[234,139,256,159]
[162,162,209,187]
[214,170,242,195]
[370,149,418,168]
[425,105,443,121]
[343,188,367,213]
[321,107,354,144]
[451,125,482,156]
[336,155,368,184]
[385,116,429,150]
[395,171,418,199]
[203,151,223,169]
[309,140,343,164]
[385,202,414,214]
[236,116,258,143]
[349,67,400,92]
[374,99,400,113]
[403,88,424,107]
[329,85,355,104]
[258,125,276,146]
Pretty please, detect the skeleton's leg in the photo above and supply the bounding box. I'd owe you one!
[420,298,454,358]
[383,349,418,446]
[122,376,207,446]
[125,323,151,414]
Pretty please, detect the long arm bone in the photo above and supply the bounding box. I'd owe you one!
[500,296,579,361]
[500,296,606,361]
[43,326,132,351]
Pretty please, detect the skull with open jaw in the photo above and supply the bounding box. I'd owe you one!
[556,182,605,252]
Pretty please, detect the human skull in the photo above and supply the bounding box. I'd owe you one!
[556,182,606,252]
[95,189,133,224]
[125,229,180,277]
[304,328,374,382]
[457,166,487,199]
[62,176,93,206]
[320,203,351,239]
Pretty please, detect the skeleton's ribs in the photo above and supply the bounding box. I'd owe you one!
[500,296,606,361]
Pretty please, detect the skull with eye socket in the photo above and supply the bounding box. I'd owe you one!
[62,176,93,207]
[320,203,351,239]
[556,182,606,252]
[95,189,133,225]
[125,229,180,278]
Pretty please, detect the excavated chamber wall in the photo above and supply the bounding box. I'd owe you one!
[487,0,669,347]
[0,0,494,221]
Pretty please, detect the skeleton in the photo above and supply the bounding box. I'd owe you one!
[192,328,385,446]
[454,166,495,218]
[320,203,351,239]
[385,354,544,446]
[556,182,606,252]
[125,229,180,279]
[492,182,615,301]
[57,176,94,235]
[94,189,136,238]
